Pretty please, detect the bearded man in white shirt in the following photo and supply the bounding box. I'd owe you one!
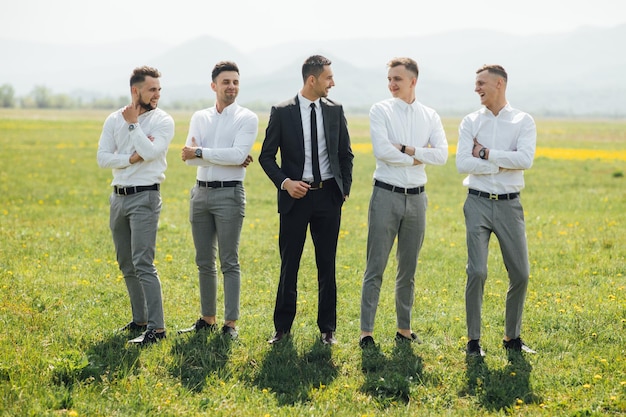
[97,66,175,345]
[359,57,448,349]
[456,64,537,357]
[179,61,258,340]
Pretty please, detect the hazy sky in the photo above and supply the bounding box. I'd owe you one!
[2,0,624,51]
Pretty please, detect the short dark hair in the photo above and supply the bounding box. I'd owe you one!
[130,66,161,87]
[212,61,240,82]
[388,57,419,79]
[302,55,332,82]
[477,64,508,82]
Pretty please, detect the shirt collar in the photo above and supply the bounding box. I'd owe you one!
[216,101,238,115]
[393,97,417,111]
[298,92,320,110]
[482,102,512,117]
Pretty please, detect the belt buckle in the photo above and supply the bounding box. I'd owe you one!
[489,193,499,200]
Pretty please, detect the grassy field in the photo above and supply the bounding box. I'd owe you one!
[0,109,624,416]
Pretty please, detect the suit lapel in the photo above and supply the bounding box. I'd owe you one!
[289,95,305,155]
[320,98,332,149]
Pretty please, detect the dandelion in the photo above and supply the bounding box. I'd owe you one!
[165,254,173,262]
[583,384,591,389]
[594,374,602,380]
[516,399,524,405]
[510,372,516,377]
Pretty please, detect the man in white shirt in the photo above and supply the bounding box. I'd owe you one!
[456,64,537,357]
[179,61,258,340]
[97,66,175,345]
[359,57,448,348]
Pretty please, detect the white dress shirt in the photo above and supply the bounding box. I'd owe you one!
[185,102,258,181]
[370,98,448,188]
[456,103,536,194]
[298,93,333,181]
[97,107,175,186]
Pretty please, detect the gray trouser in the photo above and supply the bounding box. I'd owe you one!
[189,184,245,321]
[463,194,530,340]
[360,186,427,332]
[110,190,164,330]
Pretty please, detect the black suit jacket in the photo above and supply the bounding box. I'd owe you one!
[259,95,354,214]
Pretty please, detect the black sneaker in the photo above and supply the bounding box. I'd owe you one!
[395,332,422,344]
[503,337,536,354]
[221,325,238,340]
[466,339,486,357]
[118,321,147,333]
[128,329,166,345]
[178,318,218,334]
[359,335,375,349]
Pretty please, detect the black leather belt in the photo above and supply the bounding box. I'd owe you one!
[114,184,159,195]
[304,179,333,191]
[469,188,519,200]
[374,180,424,195]
[197,180,241,188]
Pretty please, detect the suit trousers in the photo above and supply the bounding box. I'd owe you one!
[463,194,530,340]
[189,184,245,322]
[109,190,165,330]
[274,182,342,333]
[360,186,427,332]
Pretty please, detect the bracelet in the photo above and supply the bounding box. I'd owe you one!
[401,145,406,154]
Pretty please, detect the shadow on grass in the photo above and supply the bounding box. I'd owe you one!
[168,332,234,392]
[46,332,142,411]
[461,352,542,411]
[78,332,141,383]
[360,341,424,406]
[252,338,338,405]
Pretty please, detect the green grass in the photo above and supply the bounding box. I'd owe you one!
[0,109,624,416]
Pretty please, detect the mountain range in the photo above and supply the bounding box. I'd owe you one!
[2,24,625,117]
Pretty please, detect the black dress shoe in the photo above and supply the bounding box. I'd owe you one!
[359,335,375,349]
[268,330,290,344]
[395,332,422,343]
[118,321,147,333]
[503,337,536,354]
[128,329,166,346]
[178,318,218,334]
[321,332,337,345]
[466,339,486,357]
[222,325,238,340]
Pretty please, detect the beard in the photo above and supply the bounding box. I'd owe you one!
[138,92,156,111]
[140,101,155,111]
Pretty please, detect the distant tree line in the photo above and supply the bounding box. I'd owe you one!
[0,83,214,111]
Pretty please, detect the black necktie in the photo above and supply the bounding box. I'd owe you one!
[310,102,322,184]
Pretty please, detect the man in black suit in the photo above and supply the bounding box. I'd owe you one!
[259,55,353,345]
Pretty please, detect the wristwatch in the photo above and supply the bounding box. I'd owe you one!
[128,123,138,131]
[194,148,203,158]
[479,148,487,160]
